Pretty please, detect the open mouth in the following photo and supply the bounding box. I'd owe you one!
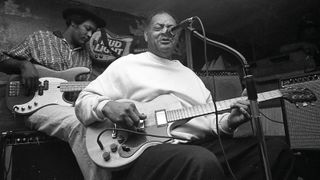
[160,37,172,44]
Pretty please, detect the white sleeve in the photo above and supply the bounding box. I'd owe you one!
[206,94,235,135]
[75,65,123,126]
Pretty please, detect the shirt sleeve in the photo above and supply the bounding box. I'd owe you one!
[1,33,35,62]
[206,93,235,135]
[75,62,124,126]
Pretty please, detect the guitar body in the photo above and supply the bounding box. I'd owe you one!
[6,65,90,114]
[86,95,185,170]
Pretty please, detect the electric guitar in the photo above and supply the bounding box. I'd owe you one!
[85,87,317,170]
[6,65,90,114]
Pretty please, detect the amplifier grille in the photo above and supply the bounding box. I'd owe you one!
[280,71,320,150]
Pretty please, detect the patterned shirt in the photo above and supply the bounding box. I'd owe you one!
[0,30,92,80]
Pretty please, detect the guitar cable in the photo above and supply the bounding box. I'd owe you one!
[259,111,283,124]
[96,127,189,151]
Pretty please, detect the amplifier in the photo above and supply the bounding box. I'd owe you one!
[280,71,320,150]
[0,130,83,180]
[196,70,243,101]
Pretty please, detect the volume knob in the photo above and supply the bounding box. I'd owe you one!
[102,151,111,161]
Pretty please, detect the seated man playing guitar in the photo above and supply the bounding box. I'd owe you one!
[0,7,113,180]
[75,11,297,180]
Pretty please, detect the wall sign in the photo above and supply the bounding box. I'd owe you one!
[89,28,133,61]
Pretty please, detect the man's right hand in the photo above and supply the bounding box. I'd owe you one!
[19,61,39,95]
[102,101,147,130]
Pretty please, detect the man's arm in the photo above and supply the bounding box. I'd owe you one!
[0,58,39,94]
[0,32,40,93]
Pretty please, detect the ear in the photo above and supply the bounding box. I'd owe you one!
[71,21,77,27]
[144,31,148,42]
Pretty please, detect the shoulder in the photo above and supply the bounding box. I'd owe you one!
[111,52,146,65]
[27,30,54,39]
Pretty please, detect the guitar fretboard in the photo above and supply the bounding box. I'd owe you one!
[60,81,90,92]
[166,90,282,122]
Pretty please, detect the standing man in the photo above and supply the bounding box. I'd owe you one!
[0,7,112,180]
[75,10,296,180]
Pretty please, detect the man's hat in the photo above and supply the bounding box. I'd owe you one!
[62,7,106,28]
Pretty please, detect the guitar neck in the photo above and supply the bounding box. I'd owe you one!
[60,81,90,92]
[166,89,282,123]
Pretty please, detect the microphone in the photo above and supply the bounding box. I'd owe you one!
[167,17,195,37]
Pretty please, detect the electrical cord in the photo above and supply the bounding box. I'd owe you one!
[259,111,283,124]
[193,16,238,180]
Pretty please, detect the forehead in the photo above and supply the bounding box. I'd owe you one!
[81,20,97,28]
[150,13,177,26]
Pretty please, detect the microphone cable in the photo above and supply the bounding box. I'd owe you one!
[191,16,238,180]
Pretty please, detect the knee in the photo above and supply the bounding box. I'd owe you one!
[187,146,219,166]
[181,146,225,179]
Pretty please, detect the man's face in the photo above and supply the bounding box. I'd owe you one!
[71,19,97,46]
[144,13,179,59]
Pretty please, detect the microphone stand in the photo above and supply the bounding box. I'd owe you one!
[187,27,273,180]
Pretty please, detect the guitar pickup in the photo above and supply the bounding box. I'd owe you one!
[43,80,49,90]
[155,109,167,127]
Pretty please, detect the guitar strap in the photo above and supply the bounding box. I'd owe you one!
[100,28,121,59]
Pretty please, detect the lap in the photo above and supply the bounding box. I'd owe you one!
[113,143,225,180]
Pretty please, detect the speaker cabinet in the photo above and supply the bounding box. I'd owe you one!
[196,70,243,101]
[0,130,83,180]
[280,71,320,150]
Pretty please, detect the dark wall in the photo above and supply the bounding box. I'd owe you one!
[0,0,147,51]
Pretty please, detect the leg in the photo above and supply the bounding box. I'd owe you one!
[113,143,226,180]
[195,136,296,180]
[25,105,111,180]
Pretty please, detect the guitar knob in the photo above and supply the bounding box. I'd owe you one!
[102,151,111,161]
[28,105,32,109]
[21,107,25,111]
[34,102,38,106]
[110,143,118,152]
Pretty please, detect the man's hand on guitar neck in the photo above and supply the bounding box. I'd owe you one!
[225,89,251,132]
[19,60,40,95]
[102,101,147,130]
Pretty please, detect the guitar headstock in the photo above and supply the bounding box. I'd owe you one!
[281,86,317,105]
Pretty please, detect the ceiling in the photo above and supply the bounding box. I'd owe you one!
[76,0,320,60]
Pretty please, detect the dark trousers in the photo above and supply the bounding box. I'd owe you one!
[112,136,296,180]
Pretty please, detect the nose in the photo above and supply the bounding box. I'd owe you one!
[159,26,169,33]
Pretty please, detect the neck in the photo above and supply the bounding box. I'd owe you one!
[149,50,173,60]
